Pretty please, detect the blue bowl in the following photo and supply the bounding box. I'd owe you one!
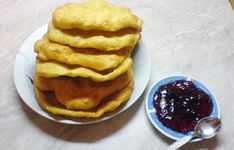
[145,75,220,141]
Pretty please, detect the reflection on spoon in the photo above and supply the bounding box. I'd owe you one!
[167,117,222,150]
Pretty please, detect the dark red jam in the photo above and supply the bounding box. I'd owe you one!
[153,80,213,133]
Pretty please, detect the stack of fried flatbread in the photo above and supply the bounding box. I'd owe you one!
[33,0,142,118]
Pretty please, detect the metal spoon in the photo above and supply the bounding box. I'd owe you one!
[167,117,221,150]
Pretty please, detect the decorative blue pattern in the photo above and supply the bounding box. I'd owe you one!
[145,76,220,140]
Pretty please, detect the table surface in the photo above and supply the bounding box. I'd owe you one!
[1,0,234,149]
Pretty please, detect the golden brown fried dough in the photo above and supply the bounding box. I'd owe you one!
[47,22,140,51]
[71,45,133,56]
[32,0,142,119]
[35,37,126,71]
[35,58,132,82]
[34,80,134,118]
[52,0,142,31]
[35,69,132,110]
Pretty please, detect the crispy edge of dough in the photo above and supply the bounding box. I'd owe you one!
[34,68,133,110]
[35,58,132,82]
[34,37,125,71]
[47,22,141,51]
[34,80,134,118]
[52,0,143,31]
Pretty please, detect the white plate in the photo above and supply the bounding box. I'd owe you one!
[14,25,151,124]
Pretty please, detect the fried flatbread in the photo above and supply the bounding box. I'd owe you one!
[34,80,134,118]
[35,58,132,82]
[35,37,127,71]
[52,0,142,31]
[34,69,132,110]
[47,22,140,51]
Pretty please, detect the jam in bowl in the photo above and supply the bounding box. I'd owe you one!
[145,76,220,141]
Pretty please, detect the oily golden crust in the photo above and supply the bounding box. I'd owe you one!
[34,80,134,118]
[34,69,132,110]
[32,0,142,119]
[34,37,126,71]
[52,0,143,31]
[36,35,133,56]
[47,22,140,51]
[35,58,132,82]
[71,45,133,56]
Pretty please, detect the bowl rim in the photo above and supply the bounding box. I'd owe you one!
[145,75,220,141]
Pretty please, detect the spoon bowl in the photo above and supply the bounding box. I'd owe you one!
[167,117,222,150]
[196,117,222,139]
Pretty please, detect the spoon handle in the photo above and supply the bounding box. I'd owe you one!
[167,135,193,150]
